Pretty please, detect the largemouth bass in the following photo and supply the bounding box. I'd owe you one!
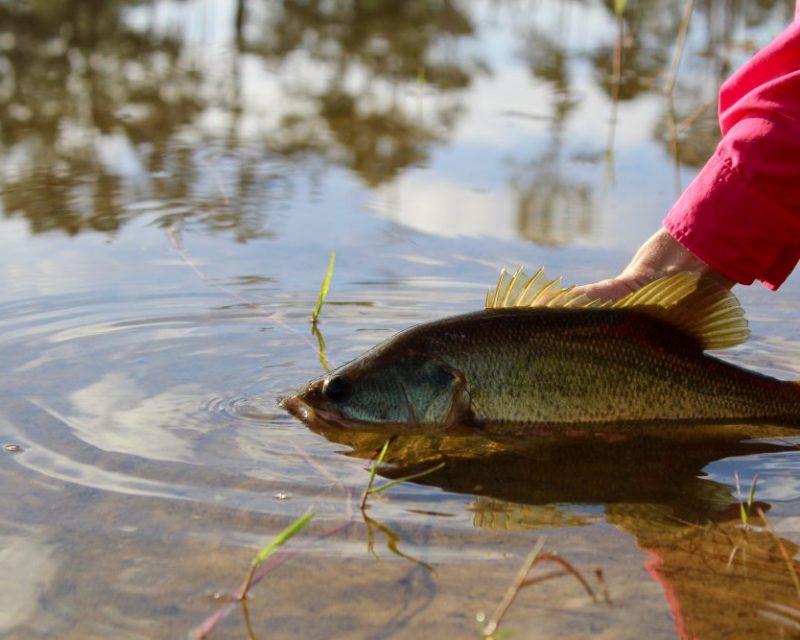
[282,269,800,436]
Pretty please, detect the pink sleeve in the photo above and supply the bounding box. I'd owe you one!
[663,14,800,289]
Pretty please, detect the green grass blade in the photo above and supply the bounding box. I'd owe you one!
[360,438,392,509]
[253,509,314,567]
[311,250,336,324]
[369,462,446,495]
[366,439,391,489]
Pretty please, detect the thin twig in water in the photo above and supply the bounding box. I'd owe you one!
[191,513,353,639]
[604,1,625,189]
[663,0,696,95]
[521,553,601,604]
[165,225,322,356]
[240,599,257,640]
[594,568,612,605]
[755,507,800,601]
[481,539,609,638]
[481,536,547,638]
[665,95,682,196]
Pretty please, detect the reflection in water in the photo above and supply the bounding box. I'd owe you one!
[0,528,58,634]
[308,421,800,639]
[0,1,205,235]
[0,0,482,239]
[2,2,800,638]
[0,0,790,243]
[247,0,481,187]
[514,23,591,245]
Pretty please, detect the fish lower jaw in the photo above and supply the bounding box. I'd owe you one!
[280,396,316,424]
[281,396,348,429]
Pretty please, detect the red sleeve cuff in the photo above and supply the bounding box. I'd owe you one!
[663,151,800,290]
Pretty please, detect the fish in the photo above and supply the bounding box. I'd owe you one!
[281,268,800,438]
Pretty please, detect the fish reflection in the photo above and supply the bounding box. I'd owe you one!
[305,418,800,639]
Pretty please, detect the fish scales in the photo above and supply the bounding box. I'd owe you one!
[393,308,799,425]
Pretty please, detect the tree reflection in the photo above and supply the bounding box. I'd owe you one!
[246,0,480,187]
[0,0,206,235]
[646,0,788,173]
[511,26,592,246]
[0,0,481,237]
[0,0,792,240]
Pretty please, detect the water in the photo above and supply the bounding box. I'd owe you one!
[1,1,800,638]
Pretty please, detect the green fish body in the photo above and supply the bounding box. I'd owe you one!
[283,270,800,436]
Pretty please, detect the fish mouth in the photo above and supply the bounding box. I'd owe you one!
[281,395,392,432]
[280,396,317,424]
[280,395,346,428]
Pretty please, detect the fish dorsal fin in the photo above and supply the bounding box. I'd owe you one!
[485,267,594,310]
[485,268,749,350]
[608,272,749,350]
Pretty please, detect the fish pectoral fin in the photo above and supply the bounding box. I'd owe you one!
[399,382,420,427]
[443,368,472,430]
[486,267,749,351]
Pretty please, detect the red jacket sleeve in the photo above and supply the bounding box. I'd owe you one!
[663,14,800,289]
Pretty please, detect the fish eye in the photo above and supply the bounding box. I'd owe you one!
[322,375,350,402]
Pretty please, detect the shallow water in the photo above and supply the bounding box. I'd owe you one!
[2,1,800,638]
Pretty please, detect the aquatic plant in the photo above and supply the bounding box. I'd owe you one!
[191,510,314,639]
[238,509,314,599]
[359,437,445,510]
[734,471,759,528]
[311,250,336,325]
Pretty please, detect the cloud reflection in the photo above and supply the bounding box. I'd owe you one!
[67,372,200,461]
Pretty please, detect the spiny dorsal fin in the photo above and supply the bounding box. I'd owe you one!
[485,267,593,310]
[485,268,749,350]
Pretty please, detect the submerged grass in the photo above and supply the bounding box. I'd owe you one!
[363,511,435,572]
[311,323,330,372]
[360,438,393,509]
[359,437,446,510]
[734,471,759,528]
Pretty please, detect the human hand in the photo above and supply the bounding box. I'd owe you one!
[572,228,735,301]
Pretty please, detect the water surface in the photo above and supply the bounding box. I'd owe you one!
[1,1,800,638]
